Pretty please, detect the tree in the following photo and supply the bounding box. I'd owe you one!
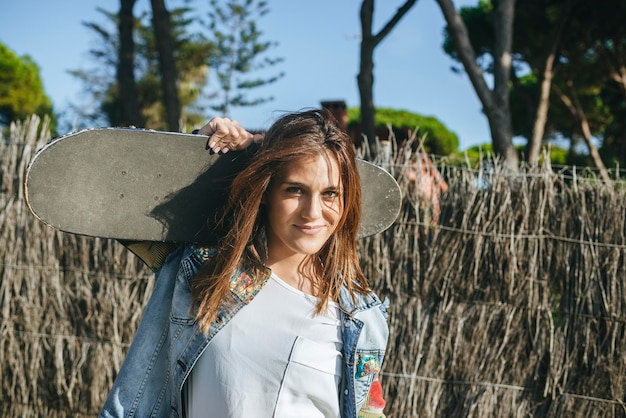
[595,0,626,168]
[442,0,573,166]
[117,0,145,127]
[437,0,519,170]
[519,0,573,165]
[0,42,54,127]
[358,0,417,158]
[70,6,212,130]
[566,0,625,175]
[550,40,611,181]
[601,81,626,168]
[150,0,182,131]
[445,0,623,177]
[205,0,284,116]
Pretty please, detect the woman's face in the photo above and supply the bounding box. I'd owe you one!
[264,153,343,264]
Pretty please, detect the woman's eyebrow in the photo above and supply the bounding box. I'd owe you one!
[281,181,340,190]
[282,181,306,187]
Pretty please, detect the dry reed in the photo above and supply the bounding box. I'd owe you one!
[1,118,624,417]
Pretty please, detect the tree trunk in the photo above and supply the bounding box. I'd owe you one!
[490,0,518,168]
[358,0,417,159]
[358,0,377,157]
[117,0,145,127]
[527,1,571,165]
[602,33,626,102]
[527,51,557,165]
[151,0,181,132]
[436,0,519,170]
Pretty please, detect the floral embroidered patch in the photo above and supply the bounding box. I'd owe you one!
[229,268,267,303]
[355,353,380,378]
[191,244,268,304]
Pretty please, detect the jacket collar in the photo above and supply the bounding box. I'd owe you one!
[193,244,382,315]
[339,285,383,315]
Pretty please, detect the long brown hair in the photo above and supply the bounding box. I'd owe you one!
[192,108,369,332]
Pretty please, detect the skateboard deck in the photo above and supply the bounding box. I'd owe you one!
[25,128,401,243]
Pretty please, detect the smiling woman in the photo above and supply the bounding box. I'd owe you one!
[99,109,392,418]
[263,154,344,294]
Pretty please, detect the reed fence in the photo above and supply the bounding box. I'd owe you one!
[1,117,624,417]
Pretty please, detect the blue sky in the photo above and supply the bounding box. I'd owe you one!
[0,0,490,150]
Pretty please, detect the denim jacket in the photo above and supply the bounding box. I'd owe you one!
[100,244,389,418]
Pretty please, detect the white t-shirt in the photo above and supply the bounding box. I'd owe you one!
[186,274,343,418]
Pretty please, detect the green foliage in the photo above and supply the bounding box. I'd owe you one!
[543,145,568,166]
[0,42,54,128]
[347,107,459,155]
[206,0,284,116]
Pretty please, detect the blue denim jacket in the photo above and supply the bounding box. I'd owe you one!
[100,244,389,418]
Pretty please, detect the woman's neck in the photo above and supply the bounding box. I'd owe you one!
[266,255,319,295]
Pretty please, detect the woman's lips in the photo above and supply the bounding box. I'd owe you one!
[294,225,326,235]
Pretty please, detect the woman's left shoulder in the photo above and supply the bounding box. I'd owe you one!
[358,290,389,313]
[339,287,388,316]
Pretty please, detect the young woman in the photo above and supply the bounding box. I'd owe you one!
[100,109,389,418]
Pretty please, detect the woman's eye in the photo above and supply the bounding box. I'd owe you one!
[323,190,339,199]
[285,187,303,194]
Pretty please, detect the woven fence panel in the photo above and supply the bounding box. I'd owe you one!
[359,145,626,417]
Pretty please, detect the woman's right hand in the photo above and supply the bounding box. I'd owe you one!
[195,117,264,154]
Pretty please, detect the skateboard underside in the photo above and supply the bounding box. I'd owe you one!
[25,128,401,242]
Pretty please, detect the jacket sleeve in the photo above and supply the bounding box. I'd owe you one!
[357,373,386,418]
[117,240,178,272]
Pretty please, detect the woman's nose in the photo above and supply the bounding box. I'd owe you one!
[301,195,322,219]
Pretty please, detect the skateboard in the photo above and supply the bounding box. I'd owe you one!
[25,128,402,243]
